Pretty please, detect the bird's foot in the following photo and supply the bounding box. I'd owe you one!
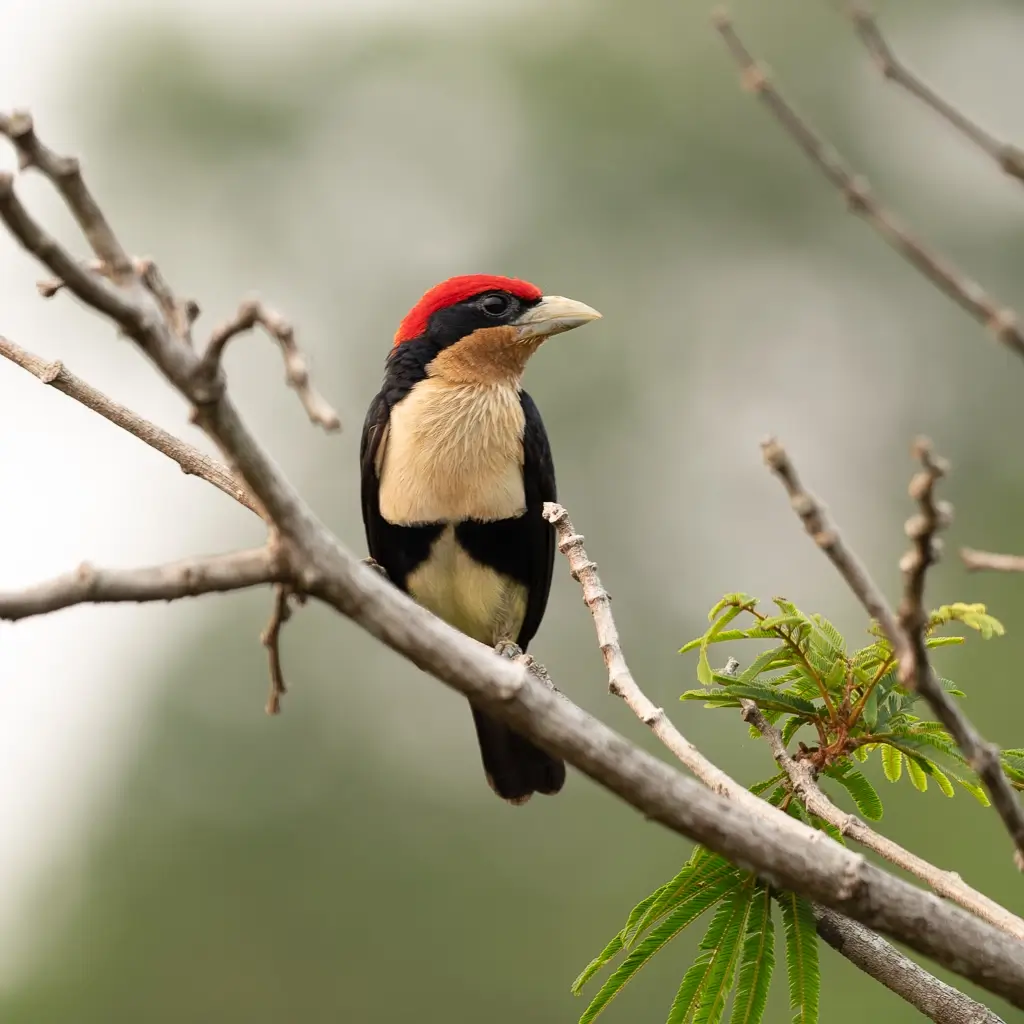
[494,638,523,660]
[493,638,562,697]
[362,556,390,580]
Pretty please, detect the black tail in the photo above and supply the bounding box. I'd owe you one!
[471,707,566,804]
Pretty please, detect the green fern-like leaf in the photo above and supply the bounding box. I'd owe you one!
[779,892,820,1024]
[686,682,819,718]
[576,872,745,1023]
[905,755,928,792]
[809,614,845,659]
[631,852,737,946]
[750,774,786,797]
[924,636,965,649]
[809,816,846,846]
[738,646,797,683]
[780,716,805,748]
[666,884,753,1024]
[929,603,1005,640]
[880,744,902,783]
[572,890,661,993]
[729,885,776,1024]
[929,763,955,798]
[823,764,883,820]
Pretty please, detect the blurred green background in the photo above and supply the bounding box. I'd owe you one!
[2,0,1024,1020]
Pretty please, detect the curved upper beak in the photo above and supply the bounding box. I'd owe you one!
[512,294,602,342]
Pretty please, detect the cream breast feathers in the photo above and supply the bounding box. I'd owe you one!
[377,378,527,525]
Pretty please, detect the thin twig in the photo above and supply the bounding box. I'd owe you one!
[0,110,132,281]
[0,335,264,518]
[743,701,1024,941]
[962,548,1024,574]
[542,503,779,813]
[261,584,294,715]
[898,437,952,644]
[711,9,1024,362]
[760,436,908,663]
[0,547,281,621]
[843,2,1024,185]
[762,434,1024,866]
[812,902,1005,1024]
[197,299,341,431]
[900,441,1024,863]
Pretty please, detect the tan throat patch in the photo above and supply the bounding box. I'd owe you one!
[428,326,542,386]
[377,375,527,525]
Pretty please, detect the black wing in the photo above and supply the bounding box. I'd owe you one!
[515,389,557,651]
[359,390,441,591]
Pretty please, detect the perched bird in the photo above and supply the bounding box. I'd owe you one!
[360,275,602,803]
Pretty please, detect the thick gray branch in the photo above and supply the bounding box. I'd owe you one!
[813,903,1005,1024]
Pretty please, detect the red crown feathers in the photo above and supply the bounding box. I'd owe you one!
[394,275,543,346]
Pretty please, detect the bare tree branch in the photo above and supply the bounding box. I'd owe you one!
[197,299,341,431]
[0,110,132,281]
[261,584,295,715]
[761,435,1024,865]
[812,902,1006,1024]
[3,112,1024,1010]
[711,9,1024,362]
[0,547,281,621]
[843,3,1024,185]
[0,334,263,518]
[759,436,907,661]
[542,503,767,806]
[742,702,1024,941]
[962,549,1024,574]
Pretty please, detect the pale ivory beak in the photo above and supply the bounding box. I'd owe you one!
[513,295,603,341]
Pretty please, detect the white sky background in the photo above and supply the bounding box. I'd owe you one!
[0,0,1023,989]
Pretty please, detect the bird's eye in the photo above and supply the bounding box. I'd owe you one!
[479,293,512,318]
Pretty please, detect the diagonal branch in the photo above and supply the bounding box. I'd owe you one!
[742,701,1024,941]
[0,334,263,518]
[712,9,1024,362]
[0,547,282,621]
[843,3,1024,185]
[761,435,1024,865]
[543,502,775,813]
[812,903,1005,1024]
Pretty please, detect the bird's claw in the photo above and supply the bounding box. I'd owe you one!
[494,638,523,660]
[493,639,562,697]
[362,557,390,580]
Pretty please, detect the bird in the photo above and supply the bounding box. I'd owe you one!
[359,274,602,804]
